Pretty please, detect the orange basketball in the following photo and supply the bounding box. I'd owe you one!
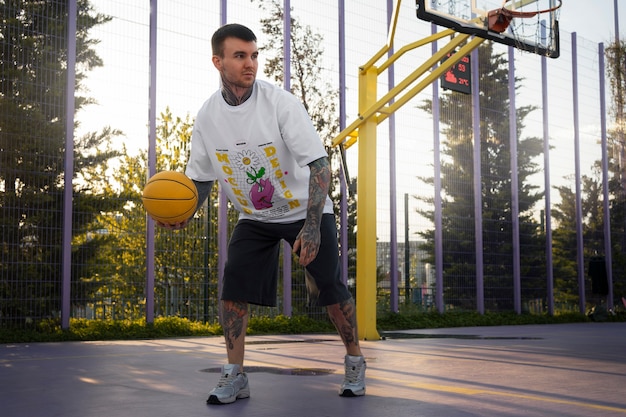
[142,171,198,224]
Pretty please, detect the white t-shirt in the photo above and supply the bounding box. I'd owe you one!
[186,80,334,223]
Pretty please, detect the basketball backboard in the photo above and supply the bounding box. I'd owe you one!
[416,0,561,58]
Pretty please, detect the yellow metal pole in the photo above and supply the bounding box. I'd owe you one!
[332,0,486,341]
[356,64,380,341]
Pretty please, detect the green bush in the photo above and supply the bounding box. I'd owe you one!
[248,315,335,335]
[0,317,222,343]
[1,310,624,344]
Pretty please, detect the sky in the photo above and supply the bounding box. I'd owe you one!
[558,0,621,44]
[78,0,623,143]
[79,0,623,139]
[77,0,623,241]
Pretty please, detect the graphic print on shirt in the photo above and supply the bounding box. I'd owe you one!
[217,144,300,219]
[234,149,274,210]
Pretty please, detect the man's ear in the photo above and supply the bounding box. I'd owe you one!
[212,55,221,71]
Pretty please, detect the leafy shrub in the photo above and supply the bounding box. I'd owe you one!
[1,311,624,344]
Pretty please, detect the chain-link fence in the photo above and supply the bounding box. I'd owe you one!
[1,0,624,329]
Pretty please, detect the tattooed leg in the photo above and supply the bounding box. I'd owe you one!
[221,300,249,369]
[327,298,362,356]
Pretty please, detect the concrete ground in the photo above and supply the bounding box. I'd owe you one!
[1,322,625,417]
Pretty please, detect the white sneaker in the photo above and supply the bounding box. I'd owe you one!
[207,364,250,404]
[339,355,366,397]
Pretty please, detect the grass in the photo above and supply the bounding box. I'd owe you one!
[1,310,624,344]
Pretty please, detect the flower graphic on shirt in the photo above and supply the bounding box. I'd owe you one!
[233,150,260,171]
[232,150,275,209]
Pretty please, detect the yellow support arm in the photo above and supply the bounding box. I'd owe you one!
[333,0,486,340]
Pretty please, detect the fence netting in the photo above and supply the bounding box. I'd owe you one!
[1,0,623,329]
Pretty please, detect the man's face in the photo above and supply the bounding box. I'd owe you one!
[212,37,259,89]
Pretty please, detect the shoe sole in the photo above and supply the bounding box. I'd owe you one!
[339,388,365,397]
[207,391,250,405]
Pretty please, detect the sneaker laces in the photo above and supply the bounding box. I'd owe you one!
[216,372,237,387]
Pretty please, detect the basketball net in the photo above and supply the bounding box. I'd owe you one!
[487,0,562,41]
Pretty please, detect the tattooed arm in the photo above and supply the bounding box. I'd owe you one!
[292,157,331,266]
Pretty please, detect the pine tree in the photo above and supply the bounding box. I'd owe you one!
[417,43,544,311]
[552,39,626,307]
[0,1,119,324]
[605,39,626,298]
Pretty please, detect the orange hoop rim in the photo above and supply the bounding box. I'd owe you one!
[498,0,562,19]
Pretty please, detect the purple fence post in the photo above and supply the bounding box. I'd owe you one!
[387,0,399,312]
[572,33,585,314]
[146,0,158,324]
[471,46,484,315]
[431,23,444,314]
[217,0,228,319]
[61,0,77,330]
[508,46,521,314]
[338,0,348,287]
[599,43,614,309]
[282,0,292,317]
[541,33,555,316]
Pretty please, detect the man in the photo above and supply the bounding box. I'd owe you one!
[161,23,366,405]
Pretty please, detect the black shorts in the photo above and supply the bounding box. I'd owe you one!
[222,214,351,307]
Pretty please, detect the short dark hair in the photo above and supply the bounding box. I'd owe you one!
[211,24,257,57]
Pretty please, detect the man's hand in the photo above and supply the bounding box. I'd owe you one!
[292,223,321,266]
[154,217,190,230]
[293,157,331,266]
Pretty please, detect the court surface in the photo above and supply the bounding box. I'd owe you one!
[2,322,625,417]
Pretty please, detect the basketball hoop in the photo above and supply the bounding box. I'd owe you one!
[416,0,562,58]
[488,0,562,34]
